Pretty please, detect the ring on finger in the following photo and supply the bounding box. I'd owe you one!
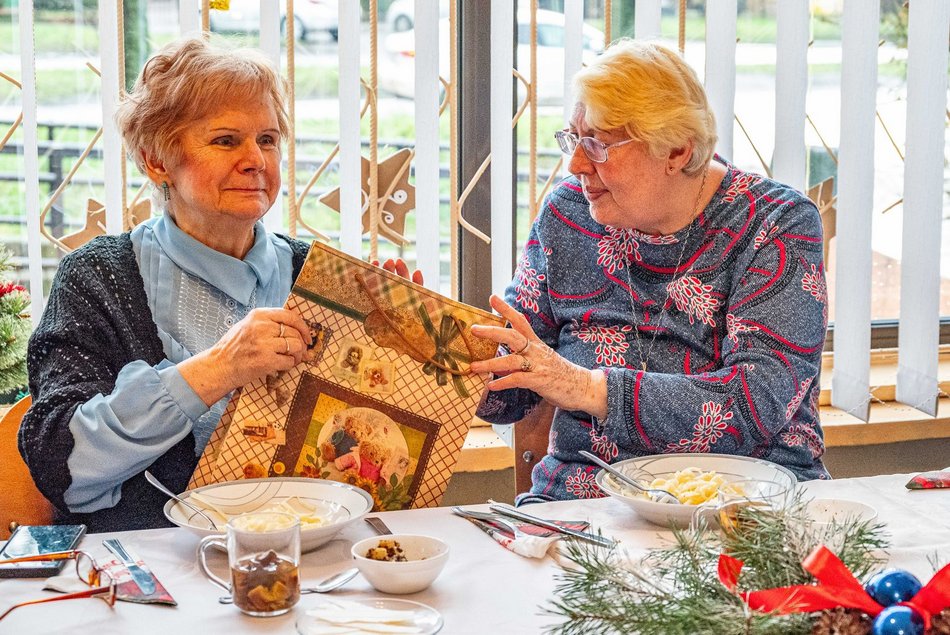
[278,323,285,338]
[520,356,532,373]
[514,340,530,355]
[284,337,290,355]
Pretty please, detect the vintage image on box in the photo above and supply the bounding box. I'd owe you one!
[191,241,505,510]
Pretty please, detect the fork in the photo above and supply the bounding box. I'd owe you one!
[579,451,680,504]
[451,507,529,540]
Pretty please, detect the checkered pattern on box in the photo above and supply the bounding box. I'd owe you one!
[192,243,504,508]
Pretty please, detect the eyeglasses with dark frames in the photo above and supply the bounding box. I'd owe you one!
[554,129,637,164]
[0,550,117,621]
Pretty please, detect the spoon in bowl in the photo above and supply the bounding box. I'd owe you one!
[217,567,359,604]
[578,451,681,504]
[144,470,219,530]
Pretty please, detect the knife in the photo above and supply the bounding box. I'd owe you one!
[103,539,156,595]
[487,503,617,548]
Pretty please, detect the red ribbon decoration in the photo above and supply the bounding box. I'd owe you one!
[718,545,950,631]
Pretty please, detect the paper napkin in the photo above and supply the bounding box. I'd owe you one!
[906,468,950,490]
[299,598,428,634]
[44,555,176,605]
[460,515,592,559]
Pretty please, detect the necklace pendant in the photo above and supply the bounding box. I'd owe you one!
[641,361,647,372]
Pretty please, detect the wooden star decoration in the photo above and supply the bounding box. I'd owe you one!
[58,198,151,252]
[806,176,836,264]
[319,148,415,246]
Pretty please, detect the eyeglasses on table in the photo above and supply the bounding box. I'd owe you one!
[0,550,117,621]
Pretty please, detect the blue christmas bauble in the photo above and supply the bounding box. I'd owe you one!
[871,605,924,635]
[865,569,923,606]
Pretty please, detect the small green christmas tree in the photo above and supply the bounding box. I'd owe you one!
[0,247,31,398]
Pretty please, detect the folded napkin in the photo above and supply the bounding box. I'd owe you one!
[460,515,592,559]
[906,468,950,490]
[299,598,429,634]
[44,555,176,605]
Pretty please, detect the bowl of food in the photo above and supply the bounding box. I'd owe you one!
[803,498,878,526]
[594,453,797,528]
[164,478,373,552]
[351,534,449,595]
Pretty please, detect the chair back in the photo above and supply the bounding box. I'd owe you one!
[0,396,54,539]
[512,401,556,494]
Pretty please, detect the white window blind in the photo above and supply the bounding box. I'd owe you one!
[18,0,43,325]
[337,0,362,257]
[831,2,879,422]
[98,1,122,235]
[179,0,200,35]
[414,0,442,290]
[704,0,737,161]
[634,0,662,41]
[490,0,515,298]
[772,0,808,191]
[895,0,950,416]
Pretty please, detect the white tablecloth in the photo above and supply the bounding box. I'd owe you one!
[1,473,948,634]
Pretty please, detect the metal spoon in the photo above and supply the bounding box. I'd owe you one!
[578,451,681,504]
[217,567,359,604]
[144,470,219,530]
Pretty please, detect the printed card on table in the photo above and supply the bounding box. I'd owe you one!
[191,241,505,510]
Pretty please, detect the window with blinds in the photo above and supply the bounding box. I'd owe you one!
[2,0,948,426]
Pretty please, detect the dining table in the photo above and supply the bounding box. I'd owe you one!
[1,472,948,634]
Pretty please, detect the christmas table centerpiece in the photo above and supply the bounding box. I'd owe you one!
[545,492,950,634]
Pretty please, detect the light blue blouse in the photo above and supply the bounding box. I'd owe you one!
[63,215,295,512]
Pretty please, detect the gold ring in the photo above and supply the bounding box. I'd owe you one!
[278,323,285,338]
[284,337,290,355]
[514,340,530,355]
[520,357,532,373]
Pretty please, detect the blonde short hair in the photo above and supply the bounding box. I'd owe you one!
[573,40,717,176]
[116,37,289,173]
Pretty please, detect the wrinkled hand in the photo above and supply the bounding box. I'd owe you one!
[469,295,607,419]
[179,307,313,406]
[373,258,425,285]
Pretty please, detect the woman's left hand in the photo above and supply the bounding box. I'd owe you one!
[470,295,607,419]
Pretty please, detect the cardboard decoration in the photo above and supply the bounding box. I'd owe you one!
[58,198,151,252]
[319,149,415,245]
[192,241,505,511]
[806,176,836,264]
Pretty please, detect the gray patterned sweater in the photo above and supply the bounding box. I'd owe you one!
[477,160,830,501]
[20,233,309,532]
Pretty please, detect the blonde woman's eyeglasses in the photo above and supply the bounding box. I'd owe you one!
[555,129,636,164]
[0,550,117,621]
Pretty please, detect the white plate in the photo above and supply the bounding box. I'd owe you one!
[804,498,877,525]
[296,598,443,635]
[594,453,798,528]
[163,478,373,552]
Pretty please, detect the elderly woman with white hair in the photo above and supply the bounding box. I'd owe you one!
[19,37,415,531]
[472,40,830,503]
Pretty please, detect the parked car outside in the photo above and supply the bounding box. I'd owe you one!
[209,0,339,41]
[379,8,605,105]
[385,0,449,32]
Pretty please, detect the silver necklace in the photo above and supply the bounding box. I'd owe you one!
[624,165,710,372]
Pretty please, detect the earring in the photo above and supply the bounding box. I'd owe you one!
[161,181,170,201]
[667,166,676,175]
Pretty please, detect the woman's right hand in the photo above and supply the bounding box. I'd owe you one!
[178,307,313,406]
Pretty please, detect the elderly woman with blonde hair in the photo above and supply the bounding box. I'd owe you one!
[18,37,414,531]
[473,40,829,503]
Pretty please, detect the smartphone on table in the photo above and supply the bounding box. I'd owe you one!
[0,525,87,578]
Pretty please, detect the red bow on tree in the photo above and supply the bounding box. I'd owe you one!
[718,545,950,630]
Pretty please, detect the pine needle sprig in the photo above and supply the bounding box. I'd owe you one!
[543,492,889,635]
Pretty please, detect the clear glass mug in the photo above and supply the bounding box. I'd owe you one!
[715,479,791,534]
[198,511,301,617]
